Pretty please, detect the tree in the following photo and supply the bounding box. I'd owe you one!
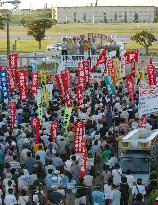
[74,12,77,23]
[124,12,127,23]
[26,19,52,49]
[83,13,86,22]
[103,12,107,23]
[0,11,8,30]
[134,12,139,23]
[20,18,26,27]
[131,31,157,54]
[114,12,117,22]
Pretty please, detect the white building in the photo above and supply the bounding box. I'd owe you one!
[52,6,156,23]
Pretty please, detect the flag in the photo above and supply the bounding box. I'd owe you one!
[31,71,39,95]
[126,75,134,103]
[141,115,147,128]
[31,117,40,144]
[107,59,116,86]
[104,75,115,95]
[106,95,113,129]
[91,48,107,71]
[40,69,47,91]
[147,64,156,85]
[63,106,72,133]
[124,50,138,64]
[10,101,16,130]
[8,53,18,81]
[0,69,9,99]
[36,93,43,123]
[51,121,58,142]
[17,70,28,101]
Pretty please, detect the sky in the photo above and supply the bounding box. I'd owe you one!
[3,0,158,9]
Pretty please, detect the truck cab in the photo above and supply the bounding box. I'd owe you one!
[118,129,158,185]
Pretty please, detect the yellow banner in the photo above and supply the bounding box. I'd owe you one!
[44,91,49,108]
[113,58,122,84]
[137,68,145,81]
[40,70,47,91]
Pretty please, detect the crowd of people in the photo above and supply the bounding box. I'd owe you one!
[0,51,158,205]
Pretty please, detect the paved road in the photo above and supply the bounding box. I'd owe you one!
[0,33,158,42]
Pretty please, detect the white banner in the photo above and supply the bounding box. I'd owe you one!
[138,84,158,116]
[60,55,104,68]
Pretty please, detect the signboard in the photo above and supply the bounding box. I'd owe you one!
[60,55,104,68]
[138,84,158,116]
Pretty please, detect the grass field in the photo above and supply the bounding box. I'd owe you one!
[0,39,53,54]
[0,23,158,35]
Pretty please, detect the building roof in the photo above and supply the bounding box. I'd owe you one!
[55,6,156,9]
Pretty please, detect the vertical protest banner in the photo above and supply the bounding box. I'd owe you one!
[50,121,58,142]
[31,117,40,144]
[44,91,50,108]
[36,93,43,123]
[147,64,156,85]
[90,48,107,71]
[107,59,116,86]
[126,75,134,103]
[40,69,47,91]
[76,62,86,106]
[8,53,18,81]
[0,69,9,100]
[130,62,136,78]
[141,115,147,128]
[75,120,86,176]
[63,106,72,134]
[104,75,115,95]
[54,74,64,95]
[137,68,145,81]
[62,69,72,107]
[31,71,39,95]
[83,60,90,84]
[17,70,28,101]
[113,58,122,84]
[124,50,138,64]
[10,101,16,130]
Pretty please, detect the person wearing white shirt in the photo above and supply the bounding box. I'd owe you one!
[126,169,135,189]
[4,188,17,205]
[104,177,113,204]
[132,178,146,200]
[112,164,122,186]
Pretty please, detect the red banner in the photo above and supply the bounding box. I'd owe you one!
[10,101,16,130]
[76,62,86,106]
[141,115,147,128]
[83,60,90,84]
[31,117,40,144]
[130,62,136,78]
[124,50,138,64]
[91,48,107,71]
[147,64,156,85]
[17,70,28,101]
[31,72,39,95]
[75,120,85,154]
[51,121,58,142]
[54,74,64,96]
[63,70,72,107]
[107,59,116,85]
[126,75,135,103]
[8,53,18,81]
[75,120,86,176]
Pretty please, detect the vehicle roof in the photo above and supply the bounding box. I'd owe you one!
[123,128,158,141]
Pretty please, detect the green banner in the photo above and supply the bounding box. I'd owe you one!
[36,93,43,123]
[63,106,72,134]
[104,75,115,95]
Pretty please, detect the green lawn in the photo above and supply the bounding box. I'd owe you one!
[0,39,53,54]
[0,23,158,35]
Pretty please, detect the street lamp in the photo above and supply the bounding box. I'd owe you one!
[0,0,21,57]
